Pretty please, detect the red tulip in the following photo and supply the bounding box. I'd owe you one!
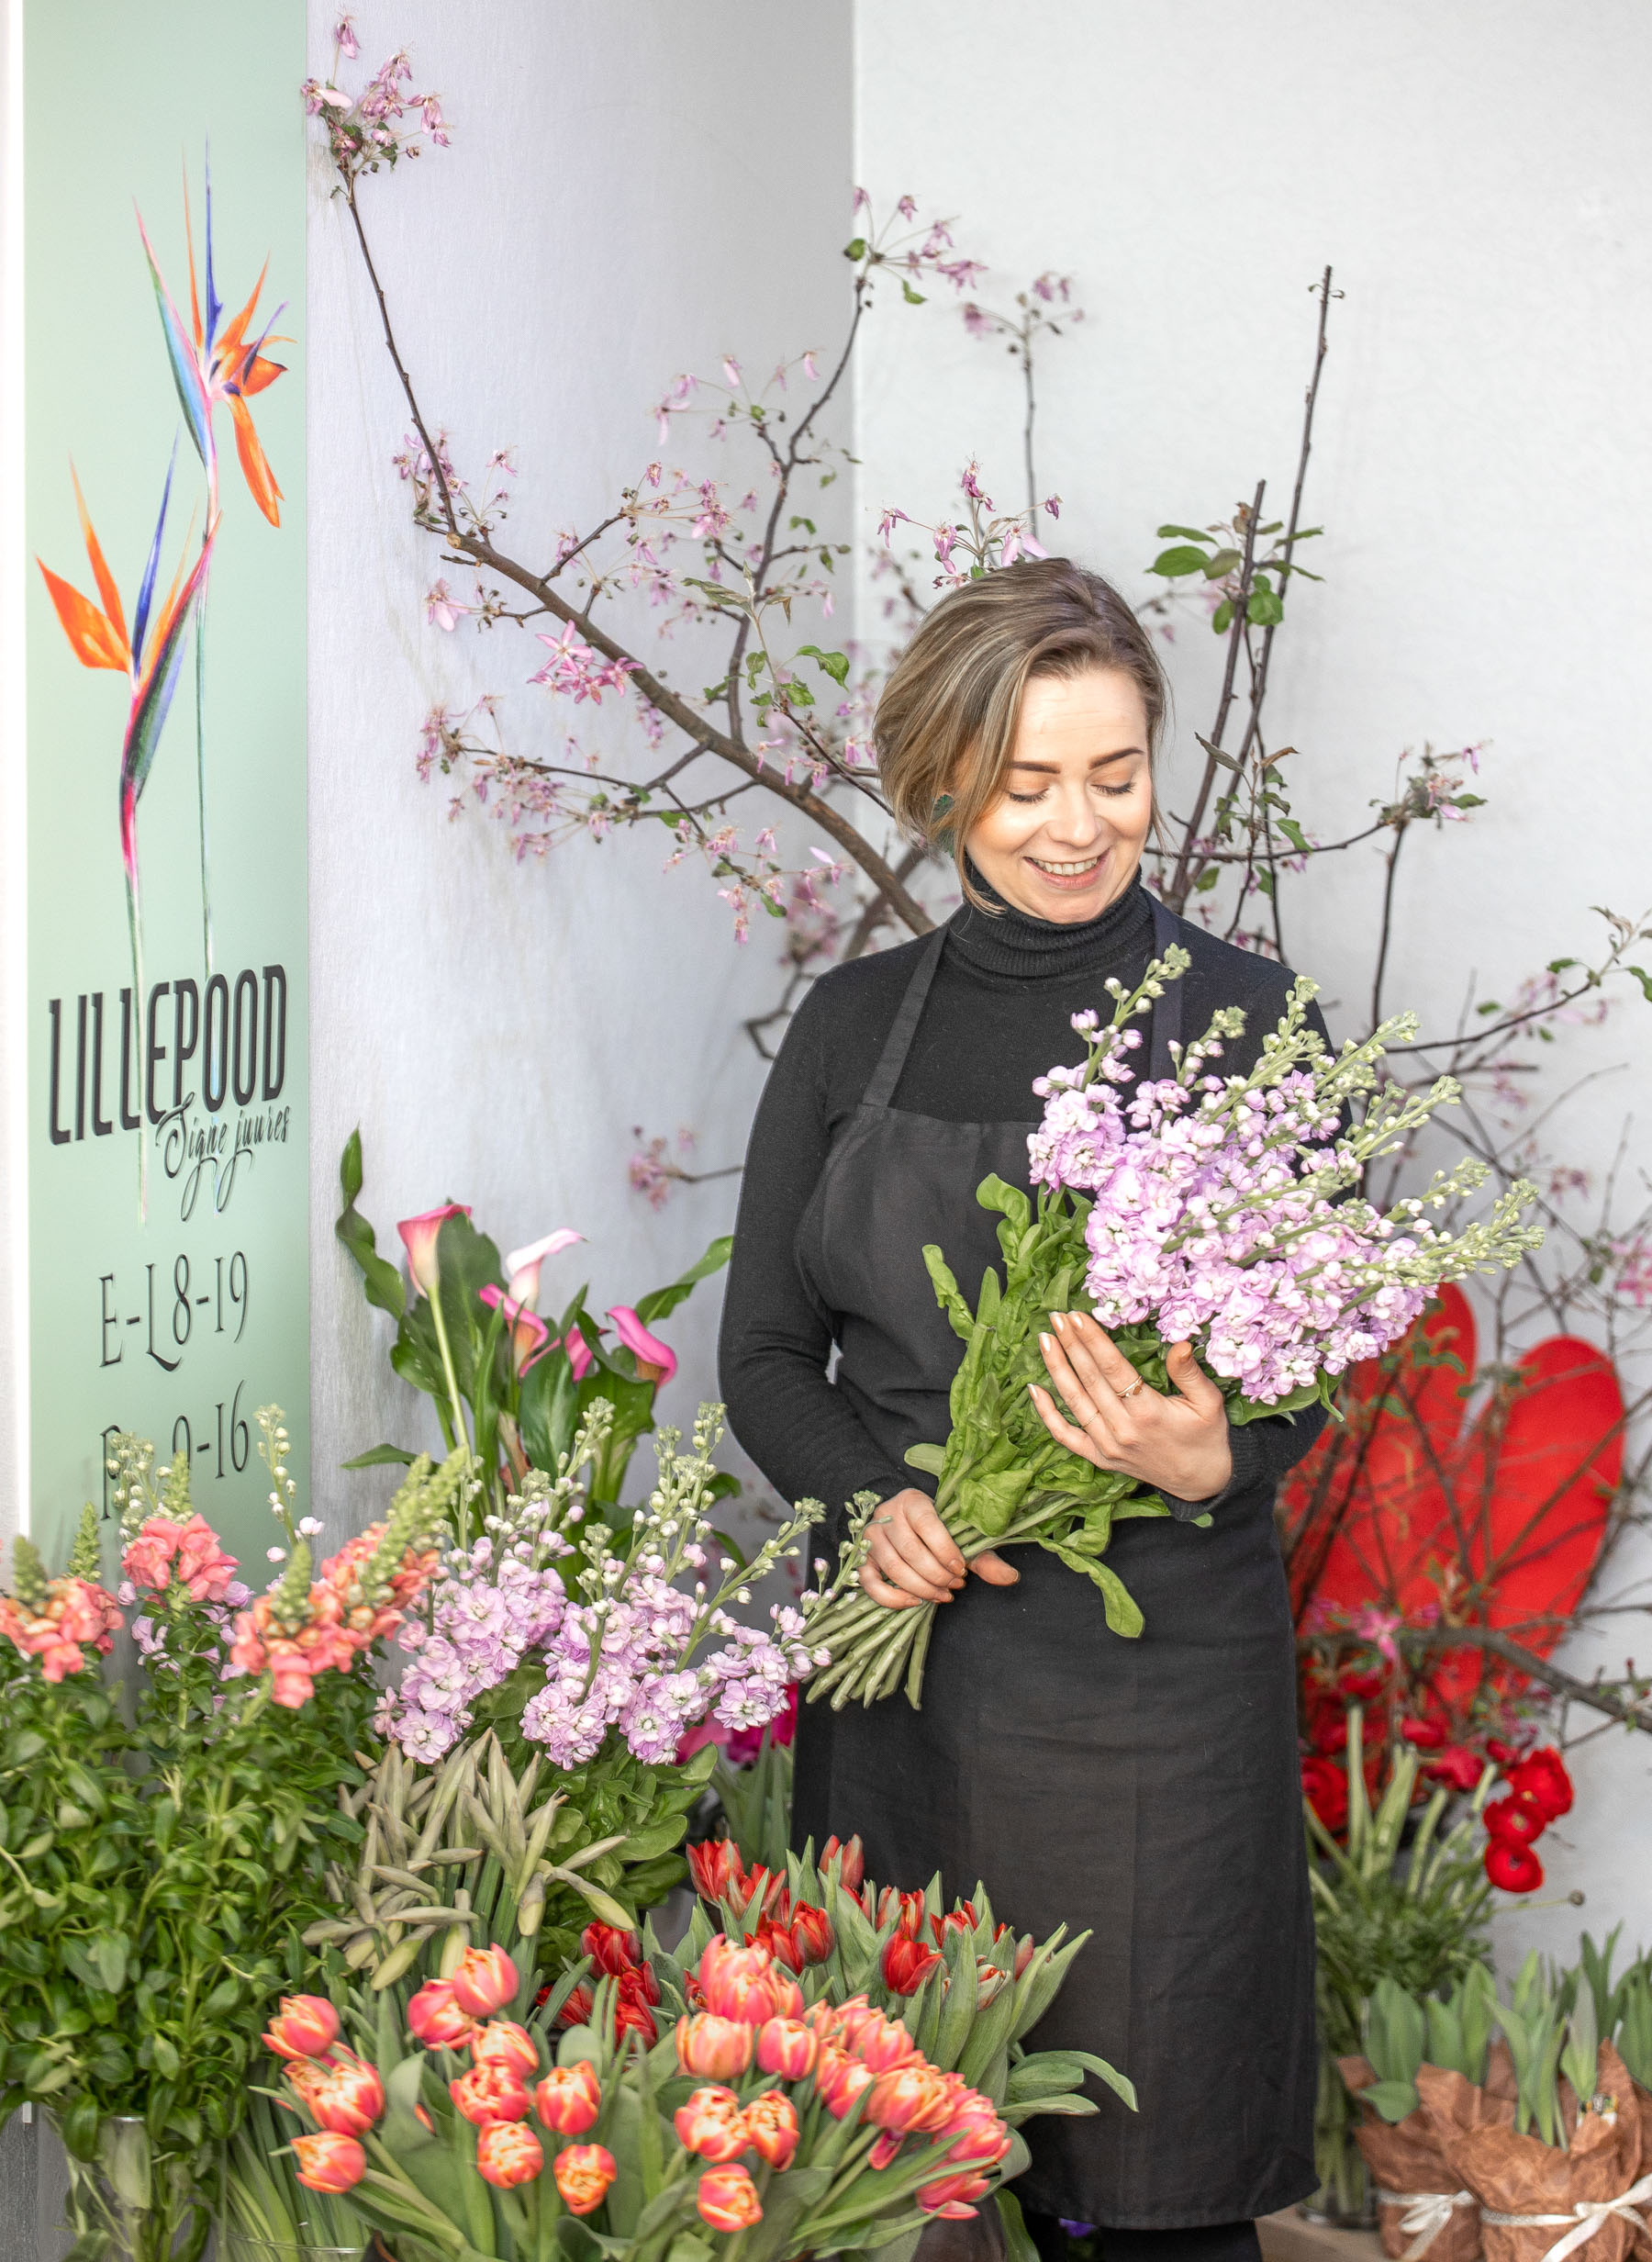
[554,2143,618,2215]
[262,1994,340,2061]
[534,2061,602,2136]
[698,1935,798,2024]
[866,2065,956,2135]
[397,1204,472,1294]
[556,1984,595,2031]
[756,2017,819,2078]
[1339,1668,1387,1702]
[687,1838,743,1905]
[744,2090,799,2170]
[451,2061,532,2125]
[1484,1793,1546,1848]
[292,2132,366,2194]
[876,1887,926,1939]
[1508,1746,1573,1822]
[408,1978,476,2050]
[607,1304,676,1383]
[470,2021,540,2078]
[820,1833,865,1890]
[476,2121,545,2189]
[307,2053,385,2137]
[697,2165,764,2232]
[451,1944,519,2019]
[614,1991,658,2047]
[788,1901,833,1966]
[675,2013,754,2080]
[930,1908,974,1948]
[882,1934,943,1997]
[1486,1840,1545,1894]
[919,2170,991,2220]
[871,2131,905,2169]
[674,2084,750,2163]
[581,1921,643,1976]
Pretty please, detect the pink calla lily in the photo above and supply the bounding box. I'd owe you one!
[608,1305,676,1384]
[479,1283,553,1376]
[397,1204,472,1294]
[565,1324,594,1382]
[503,1228,584,1308]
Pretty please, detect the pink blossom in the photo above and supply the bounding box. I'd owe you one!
[564,1325,594,1381]
[398,1204,472,1294]
[503,1229,583,1307]
[607,1306,676,1383]
[479,1284,554,1376]
[425,578,470,631]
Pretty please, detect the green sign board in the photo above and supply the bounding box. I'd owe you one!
[26,0,308,1564]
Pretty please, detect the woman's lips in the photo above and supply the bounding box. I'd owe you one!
[1025,851,1107,892]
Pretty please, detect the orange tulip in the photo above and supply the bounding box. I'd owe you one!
[675,2012,754,2081]
[470,2020,540,2078]
[450,1943,518,2019]
[292,2133,365,2194]
[755,2017,818,2079]
[865,2064,956,2137]
[697,2165,764,2232]
[408,1978,475,2050]
[262,1994,339,2060]
[533,2061,602,2135]
[553,2143,617,2216]
[450,2061,531,2125]
[475,2120,544,2189]
[743,2090,799,2170]
[674,2085,751,2164]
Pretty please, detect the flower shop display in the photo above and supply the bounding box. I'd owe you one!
[336,1129,731,1517]
[1337,1972,1500,2261]
[0,1420,453,2262]
[806,960,1542,1710]
[258,1919,1109,2262]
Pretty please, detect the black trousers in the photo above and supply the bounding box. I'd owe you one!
[1023,2209,1262,2262]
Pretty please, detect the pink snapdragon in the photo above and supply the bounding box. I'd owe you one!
[122,1513,239,1603]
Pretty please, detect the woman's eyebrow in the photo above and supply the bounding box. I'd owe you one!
[1009,746,1146,775]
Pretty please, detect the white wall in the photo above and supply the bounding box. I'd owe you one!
[853,0,1652,1961]
[307,0,854,1533]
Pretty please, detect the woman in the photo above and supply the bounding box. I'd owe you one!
[719,560,1325,2262]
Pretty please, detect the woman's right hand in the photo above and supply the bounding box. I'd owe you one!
[858,1488,1021,1609]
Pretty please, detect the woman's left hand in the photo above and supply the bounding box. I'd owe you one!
[1029,1310,1233,1504]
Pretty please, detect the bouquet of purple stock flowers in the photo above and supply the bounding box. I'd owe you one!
[806,946,1542,1710]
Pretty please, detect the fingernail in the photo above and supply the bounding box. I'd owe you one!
[1051,1313,1067,1332]
[1039,1333,1054,1355]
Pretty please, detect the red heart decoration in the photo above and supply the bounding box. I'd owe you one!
[1284,1284,1622,1702]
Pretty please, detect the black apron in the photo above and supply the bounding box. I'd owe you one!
[789,901,1317,2230]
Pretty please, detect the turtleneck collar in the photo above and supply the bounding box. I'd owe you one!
[946,866,1155,981]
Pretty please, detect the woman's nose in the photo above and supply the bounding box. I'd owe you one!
[1045,782,1104,845]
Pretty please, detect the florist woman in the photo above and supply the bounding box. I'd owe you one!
[720,560,1326,2262]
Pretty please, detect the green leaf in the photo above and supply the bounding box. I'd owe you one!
[798,644,850,687]
[1155,524,1212,543]
[901,279,927,304]
[1211,599,1234,635]
[335,1130,407,1320]
[1148,544,1211,579]
[1278,817,1311,855]
[1627,966,1652,1004]
[1246,587,1285,627]
[1362,2077,1422,2123]
[341,1442,419,1470]
[634,1235,733,1327]
[843,237,867,260]
[903,1442,948,1477]
[1203,546,1243,577]
[959,1466,1034,1537]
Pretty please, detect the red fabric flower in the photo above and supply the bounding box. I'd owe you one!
[1301,1755,1350,1833]
[1423,1745,1484,1793]
[1485,1840,1544,1894]
[1401,1716,1446,1751]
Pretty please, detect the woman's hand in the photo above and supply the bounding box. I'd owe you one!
[858,1487,1021,1610]
[1029,1311,1233,1505]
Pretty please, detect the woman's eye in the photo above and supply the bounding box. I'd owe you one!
[1006,789,1048,804]
[1099,781,1137,799]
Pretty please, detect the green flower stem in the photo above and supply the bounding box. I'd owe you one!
[426,1281,473,1469]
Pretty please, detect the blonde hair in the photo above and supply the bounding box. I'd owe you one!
[875,557,1167,909]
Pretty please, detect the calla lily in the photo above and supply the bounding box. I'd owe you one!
[608,1305,676,1383]
[397,1204,472,1295]
[479,1283,553,1375]
[503,1228,584,1308]
[565,1324,594,1382]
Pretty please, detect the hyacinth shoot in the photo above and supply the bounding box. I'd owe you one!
[805,952,1541,1711]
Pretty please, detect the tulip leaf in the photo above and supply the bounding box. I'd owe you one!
[341,1442,419,1470]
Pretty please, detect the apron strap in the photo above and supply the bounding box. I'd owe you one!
[1146,893,1184,1082]
[862,925,949,1111]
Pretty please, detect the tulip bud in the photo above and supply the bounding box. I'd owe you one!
[553,2143,618,2216]
[408,1978,476,2051]
[870,2130,904,2170]
[697,2165,764,2232]
[943,2112,1012,2169]
[755,2017,818,2079]
[865,2064,956,2136]
[450,1944,519,2020]
[262,1994,340,2061]
[854,2012,921,2074]
[451,2061,532,2125]
[686,1838,743,1905]
[675,2012,754,2080]
[820,1833,865,1892]
[674,2083,751,2164]
[881,1935,943,1997]
[581,1920,643,1976]
[556,1984,596,2031]
[470,2020,541,2078]
[876,1887,926,1939]
[535,2060,603,2136]
[698,1936,781,2024]
[787,1901,833,1967]
[918,2170,991,2220]
[743,2091,799,2171]
[292,2132,366,2194]
[308,2053,386,2138]
[476,2121,545,2189]
[816,2051,875,2121]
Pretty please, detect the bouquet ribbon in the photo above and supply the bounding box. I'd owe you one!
[1480,2170,1652,2262]
[1376,2188,1477,2260]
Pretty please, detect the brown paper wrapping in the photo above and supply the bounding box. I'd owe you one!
[1340,2054,1482,2261]
[1415,2044,1652,2262]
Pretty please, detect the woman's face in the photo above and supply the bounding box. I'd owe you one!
[963,666,1154,924]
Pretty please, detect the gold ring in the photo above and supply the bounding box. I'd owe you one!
[1117,1380,1144,1401]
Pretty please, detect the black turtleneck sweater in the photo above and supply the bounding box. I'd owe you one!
[719,879,1327,1516]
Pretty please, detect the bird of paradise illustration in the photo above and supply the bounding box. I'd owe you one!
[35,158,285,1212]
